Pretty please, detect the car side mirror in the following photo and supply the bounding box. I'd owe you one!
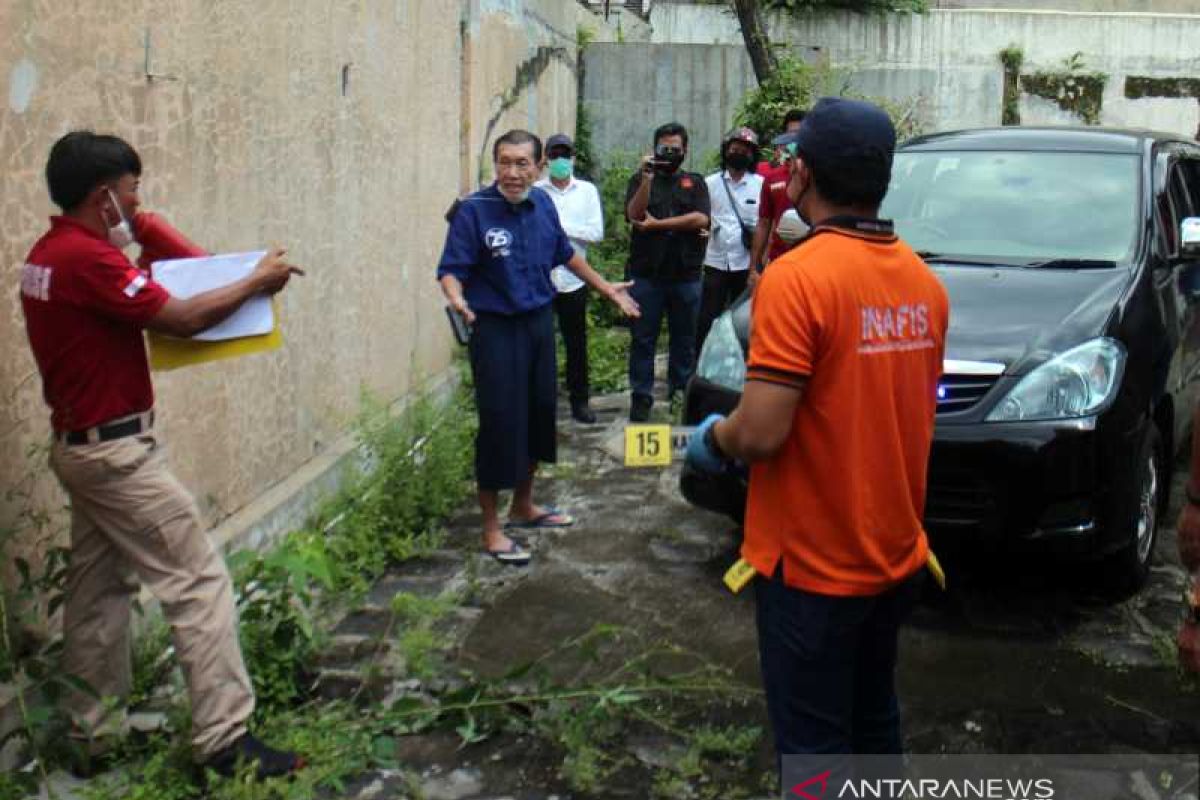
[1182,217,1200,258]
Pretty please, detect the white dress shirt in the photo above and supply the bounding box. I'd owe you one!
[535,176,604,293]
[703,169,764,272]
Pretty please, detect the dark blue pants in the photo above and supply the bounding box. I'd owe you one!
[468,307,557,491]
[755,569,922,760]
[553,288,589,405]
[628,276,702,400]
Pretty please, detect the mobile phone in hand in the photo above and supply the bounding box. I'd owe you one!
[445,305,472,346]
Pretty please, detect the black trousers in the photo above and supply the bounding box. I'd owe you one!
[553,288,589,405]
[697,266,750,352]
[468,307,557,491]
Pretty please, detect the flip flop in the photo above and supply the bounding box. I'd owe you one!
[485,541,531,565]
[505,508,575,530]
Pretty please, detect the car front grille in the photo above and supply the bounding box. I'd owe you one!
[924,468,1000,529]
[936,373,1000,415]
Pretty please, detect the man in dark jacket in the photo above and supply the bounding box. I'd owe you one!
[625,122,712,422]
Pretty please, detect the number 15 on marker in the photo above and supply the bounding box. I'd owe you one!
[624,425,694,468]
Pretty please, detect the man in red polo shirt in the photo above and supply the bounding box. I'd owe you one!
[19,131,303,779]
[749,109,808,286]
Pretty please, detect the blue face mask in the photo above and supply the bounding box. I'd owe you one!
[548,157,573,181]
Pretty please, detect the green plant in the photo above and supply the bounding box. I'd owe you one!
[735,56,927,148]
[734,57,841,145]
[1019,52,1108,126]
[230,536,334,716]
[999,45,1025,126]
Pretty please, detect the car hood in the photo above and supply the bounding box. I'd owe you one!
[932,264,1130,375]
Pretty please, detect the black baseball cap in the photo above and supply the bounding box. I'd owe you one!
[546,133,574,154]
[772,97,895,177]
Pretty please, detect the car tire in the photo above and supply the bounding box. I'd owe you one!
[1101,424,1164,596]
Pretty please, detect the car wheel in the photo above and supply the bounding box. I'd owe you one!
[1102,424,1163,596]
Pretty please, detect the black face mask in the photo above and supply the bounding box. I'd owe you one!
[725,153,754,172]
[654,145,685,173]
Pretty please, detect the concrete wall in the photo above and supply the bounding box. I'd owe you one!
[929,0,1200,11]
[610,5,1200,153]
[583,43,759,170]
[0,0,615,613]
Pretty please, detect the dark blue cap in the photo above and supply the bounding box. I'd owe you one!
[772,97,895,177]
[546,133,574,154]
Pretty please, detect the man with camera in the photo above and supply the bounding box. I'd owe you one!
[698,126,763,351]
[625,122,711,422]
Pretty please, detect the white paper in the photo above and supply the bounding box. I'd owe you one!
[151,250,273,341]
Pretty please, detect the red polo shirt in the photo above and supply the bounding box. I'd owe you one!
[758,164,795,262]
[20,217,170,432]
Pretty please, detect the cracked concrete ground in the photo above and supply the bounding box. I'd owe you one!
[39,388,1200,799]
[304,387,1200,798]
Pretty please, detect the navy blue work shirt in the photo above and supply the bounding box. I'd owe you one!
[437,184,575,315]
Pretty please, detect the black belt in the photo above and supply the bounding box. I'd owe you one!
[60,412,153,445]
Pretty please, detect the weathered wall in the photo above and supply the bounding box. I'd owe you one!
[584,43,758,170]
[461,0,613,192]
[0,0,614,604]
[597,5,1200,156]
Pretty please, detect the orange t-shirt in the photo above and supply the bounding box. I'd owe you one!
[741,219,949,596]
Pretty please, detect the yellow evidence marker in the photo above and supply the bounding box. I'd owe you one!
[926,550,947,591]
[624,424,674,467]
[722,551,947,595]
[723,558,758,594]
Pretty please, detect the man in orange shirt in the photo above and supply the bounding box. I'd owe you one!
[685,98,949,759]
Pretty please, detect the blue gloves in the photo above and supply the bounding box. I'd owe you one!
[686,414,730,475]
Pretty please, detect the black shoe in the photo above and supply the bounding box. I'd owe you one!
[571,402,597,424]
[630,394,653,423]
[204,733,304,780]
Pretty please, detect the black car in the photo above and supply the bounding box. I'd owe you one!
[682,127,1200,592]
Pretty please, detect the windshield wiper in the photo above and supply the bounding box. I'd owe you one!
[1021,258,1119,269]
[916,252,1014,267]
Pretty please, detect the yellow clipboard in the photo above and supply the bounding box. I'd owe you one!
[148,301,283,371]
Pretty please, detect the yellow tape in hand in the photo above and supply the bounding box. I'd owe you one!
[723,558,758,594]
[927,550,947,591]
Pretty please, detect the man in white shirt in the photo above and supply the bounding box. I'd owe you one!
[699,126,763,350]
[536,133,605,423]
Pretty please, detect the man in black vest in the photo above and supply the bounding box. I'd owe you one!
[625,122,712,422]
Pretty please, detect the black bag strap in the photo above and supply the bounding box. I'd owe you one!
[720,174,753,234]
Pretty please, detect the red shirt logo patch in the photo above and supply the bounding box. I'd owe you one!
[122,267,149,298]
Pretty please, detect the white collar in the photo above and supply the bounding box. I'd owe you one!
[723,170,750,186]
[541,177,577,194]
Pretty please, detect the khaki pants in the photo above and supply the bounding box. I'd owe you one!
[49,429,254,758]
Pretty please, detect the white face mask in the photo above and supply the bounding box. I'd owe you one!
[105,189,134,250]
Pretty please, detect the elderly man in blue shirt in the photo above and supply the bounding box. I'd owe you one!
[438,129,640,564]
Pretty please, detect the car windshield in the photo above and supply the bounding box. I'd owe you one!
[880,150,1141,265]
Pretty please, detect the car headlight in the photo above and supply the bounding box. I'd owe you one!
[696,312,746,392]
[985,337,1125,422]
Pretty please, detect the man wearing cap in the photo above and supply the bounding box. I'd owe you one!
[684,99,949,760]
[625,122,712,422]
[535,133,605,424]
[750,109,808,285]
[698,126,763,351]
